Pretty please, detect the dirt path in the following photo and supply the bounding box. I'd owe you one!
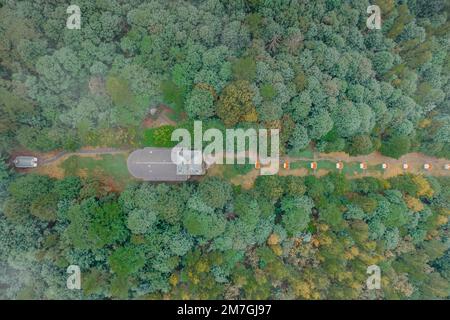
[34,149,132,193]
[209,151,450,189]
[312,151,449,178]
[39,147,130,165]
[31,148,131,179]
[18,147,450,189]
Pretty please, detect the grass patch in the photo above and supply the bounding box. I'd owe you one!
[61,154,132,188]
[167,110,184,123]
[289,160,385,176]
[342,162,363,176]
[288,147,314,158]
[368,164,385,173]
[222,162,254,180]
[142,125,177,148]
[290,161,309,170]
[316,160,337,170]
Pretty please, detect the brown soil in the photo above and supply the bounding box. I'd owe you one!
[102,175,123,193]
[229,170,260,189]
[35,163,66,179]
[142,105,177,128]
[206,164,225,177]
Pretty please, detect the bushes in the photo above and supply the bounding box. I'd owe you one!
[142,125,176,147]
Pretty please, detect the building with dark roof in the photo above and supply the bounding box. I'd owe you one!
[127,147,205,181]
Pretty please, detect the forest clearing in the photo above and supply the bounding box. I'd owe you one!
[18,146,449,192]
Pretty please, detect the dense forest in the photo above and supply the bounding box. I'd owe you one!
[0,0,449,299]
[1,170,449,299]
[0,0,449,157]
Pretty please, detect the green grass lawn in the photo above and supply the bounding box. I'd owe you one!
[342,162,363,175]
[368,164,385,173]
[316,160,337,170]
[61,154,133,187]
[290,161,309,170]
[291,160,337,171]
[289,159,385,176]
[222,162,255,179]
[288,147,314,158]
[142,126,178,148]
[167,110,185,123]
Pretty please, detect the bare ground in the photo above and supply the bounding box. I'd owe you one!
[142,105,177,128]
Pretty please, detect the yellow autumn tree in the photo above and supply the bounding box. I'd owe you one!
[405,195,424,212]
[436,215,448,225]
[293,280,313,299]
[412,175,433,198]
[169,273,179,286]
[267,233,280,245]
[216,80,257,126]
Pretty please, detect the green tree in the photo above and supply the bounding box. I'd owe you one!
[88,202,129,248]
[288,93,312,122]
[126,209,157,234]
[331,101,361,138]
[231,56,256,81]
[289,124,310,151]
[307,111,333,140]
[380,135,411,159]
[185,87,215,120]
[255,176,283,202]
[29,193,58,221]
[183,210,226,240]
[198,177,232,210]
[347,135,374,155]
[280,196,313,236]
[109,245,145,276]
